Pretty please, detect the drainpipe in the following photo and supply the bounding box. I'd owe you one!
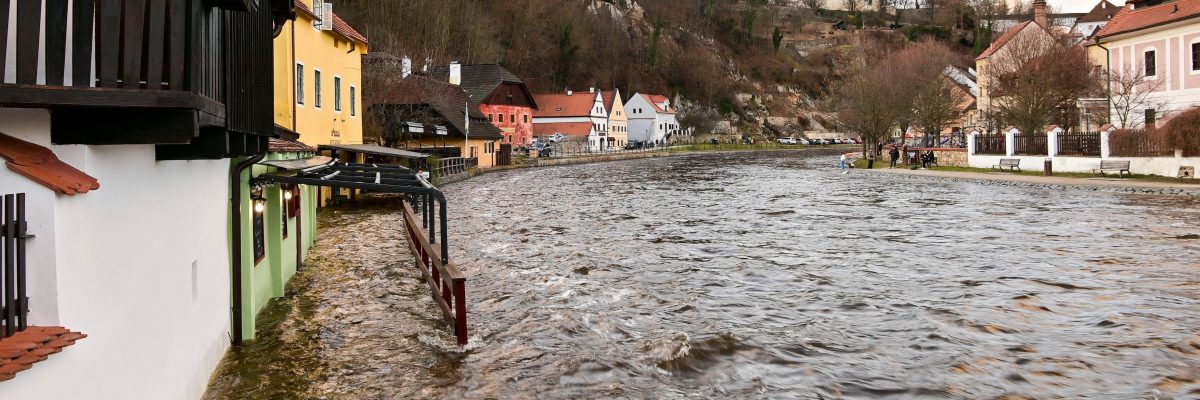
[1096,40,1112,124]
[230,152,266,345]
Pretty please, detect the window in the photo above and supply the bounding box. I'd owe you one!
[1193,42,1199,71]
[523,114,529,123]
[1146,108,1156,127]
[334,76,342,112]
[1145,50,1156,77]
[314,69,323,108]
[350,86,357,116]
[296,63,305,105]
[488,113,494,122]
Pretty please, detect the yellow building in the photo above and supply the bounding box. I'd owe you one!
[602,89,628,148]
[274,0,368,147]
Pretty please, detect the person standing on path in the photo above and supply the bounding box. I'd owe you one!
[889,146,900,168]
[866,151,875,169]
[839,153,848,173]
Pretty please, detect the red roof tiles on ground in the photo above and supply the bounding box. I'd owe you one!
[533,122,593,137]
[0,326,86,382]
[1095,0,1200,38]
[533,93,597,117]
[0,132,99,195]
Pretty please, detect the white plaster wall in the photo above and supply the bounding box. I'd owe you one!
[0,110,233,400]
[0,109,61,327]
[968,153,1200,177]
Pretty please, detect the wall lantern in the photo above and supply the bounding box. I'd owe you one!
[282,184,294,200]
[251,185,266,214]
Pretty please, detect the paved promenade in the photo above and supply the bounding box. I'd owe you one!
[867,167,1200,196]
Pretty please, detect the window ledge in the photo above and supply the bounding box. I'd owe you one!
[0,326,87,382]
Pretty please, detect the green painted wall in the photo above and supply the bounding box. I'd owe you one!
[231,151,320,340]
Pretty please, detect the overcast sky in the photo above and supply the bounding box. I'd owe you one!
[1052,0,1124,13]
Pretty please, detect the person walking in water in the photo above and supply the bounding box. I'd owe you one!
[889,146,900,168]
[839,153,849,173]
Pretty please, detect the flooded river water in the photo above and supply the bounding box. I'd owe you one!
[207,149,1200,399]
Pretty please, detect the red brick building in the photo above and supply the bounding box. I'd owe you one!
[432,64,538,146]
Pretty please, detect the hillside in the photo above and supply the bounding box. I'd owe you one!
[332,0,978,135]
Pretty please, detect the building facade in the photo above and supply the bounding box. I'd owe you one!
[602,89,629,148]
[533,89,609,151]
[368,74,503,168]
[625,93,681,145]
[0,1,279,397]
[1094,0,1200,127]
[432,64,539,147]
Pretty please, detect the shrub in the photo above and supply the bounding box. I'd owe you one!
[1158,108,1200,156]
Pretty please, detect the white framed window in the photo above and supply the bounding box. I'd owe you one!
[1144,48,1157,78]
[334,76,342,112]
[350,85,357,116]
[295,62,305,105]
[314,69,323,109]
[1191,40,1200,74]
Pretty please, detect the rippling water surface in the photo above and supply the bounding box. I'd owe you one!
[207,150,1200,399]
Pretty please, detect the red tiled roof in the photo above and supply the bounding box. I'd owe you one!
[0,326,86,382]
[641,94,676,114]
[0,133,99,195]
[533,122,592,137]
[976,21,1036,60]
[1095,0,1200,39]
[268,138,315,153]
[532,92,596,117]
[294,0,368,44]
[601,90,619,114]
[1077,0,1120,23]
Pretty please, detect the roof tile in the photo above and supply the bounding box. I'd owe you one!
[0,133,100,195]
[532,122,593,137]
[294,0,368,44]
[1095,0,1200,38]
[0,326,86,383]
[533,92,598,117]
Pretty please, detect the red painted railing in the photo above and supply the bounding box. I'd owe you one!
[401,201,468,345]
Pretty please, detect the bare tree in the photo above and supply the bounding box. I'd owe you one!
[836,46,905,156]
[1108,65,1169,129]
[984,31,1097,134]
[844,0,864,14]
[803,0,827,13]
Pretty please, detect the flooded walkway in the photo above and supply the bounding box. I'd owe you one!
[207,150,1200,399]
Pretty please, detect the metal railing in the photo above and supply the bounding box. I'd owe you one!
[2,193,30,338]
[401,200,467,345]
[1013,134,1048,155]
[1058,132,1102,157]
[974,134,1006,155]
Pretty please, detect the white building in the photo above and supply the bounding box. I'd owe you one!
[625,93,681,145]
[532,88,610,151]
[1073,0,1120,38]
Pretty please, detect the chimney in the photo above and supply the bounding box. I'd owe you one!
[1034,0,1048,27]
[401,56,412,79]
[449,61,461,85]
[589,87,595,93]
[566,89,573,96]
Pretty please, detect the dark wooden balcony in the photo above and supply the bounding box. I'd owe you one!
[0,0,277,159]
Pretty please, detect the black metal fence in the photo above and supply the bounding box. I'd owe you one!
[1058,132,1102,157]
[1013,134,1048,155]
[975,134,1006,155]
[2,193,30,338]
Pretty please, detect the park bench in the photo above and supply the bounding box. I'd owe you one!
[992,158,1020,172]
[1094,160,1131,177]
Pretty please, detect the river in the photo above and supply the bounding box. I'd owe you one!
[206,149,1200,399]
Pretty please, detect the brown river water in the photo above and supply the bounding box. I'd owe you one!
[206,149,1200,399]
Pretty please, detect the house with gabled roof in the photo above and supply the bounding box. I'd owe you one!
[602,89,629,148]
[430,63,539,147]
[974,0,1062,131]
[532,88,609,151]
[368,74,505,168]
[1093,0,1200,128]
[1075,0,1122,38]
[625,93,681,145]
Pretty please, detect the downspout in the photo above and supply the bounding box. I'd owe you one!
[1096,39,1112,124]
[230,152,266,345]
[291,20,298,133]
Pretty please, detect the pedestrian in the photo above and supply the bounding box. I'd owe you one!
[839,153,848,173]
[876,142,883,157]
[866,151,875,169]
[889,146,900,168]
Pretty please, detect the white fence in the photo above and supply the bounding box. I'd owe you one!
[967,127,1200,178]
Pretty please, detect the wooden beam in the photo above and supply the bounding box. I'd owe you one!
[0,85,225,110]
[97,0,121,87]
[156,127,232,160]
[0,0,9,76]
[16,0,43,84]
[145,0,167,90]
[52,107,199,145]
[121,0,147,88]
[167,0,185,90]
[71,0,96,87]
[44,0,69,86]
